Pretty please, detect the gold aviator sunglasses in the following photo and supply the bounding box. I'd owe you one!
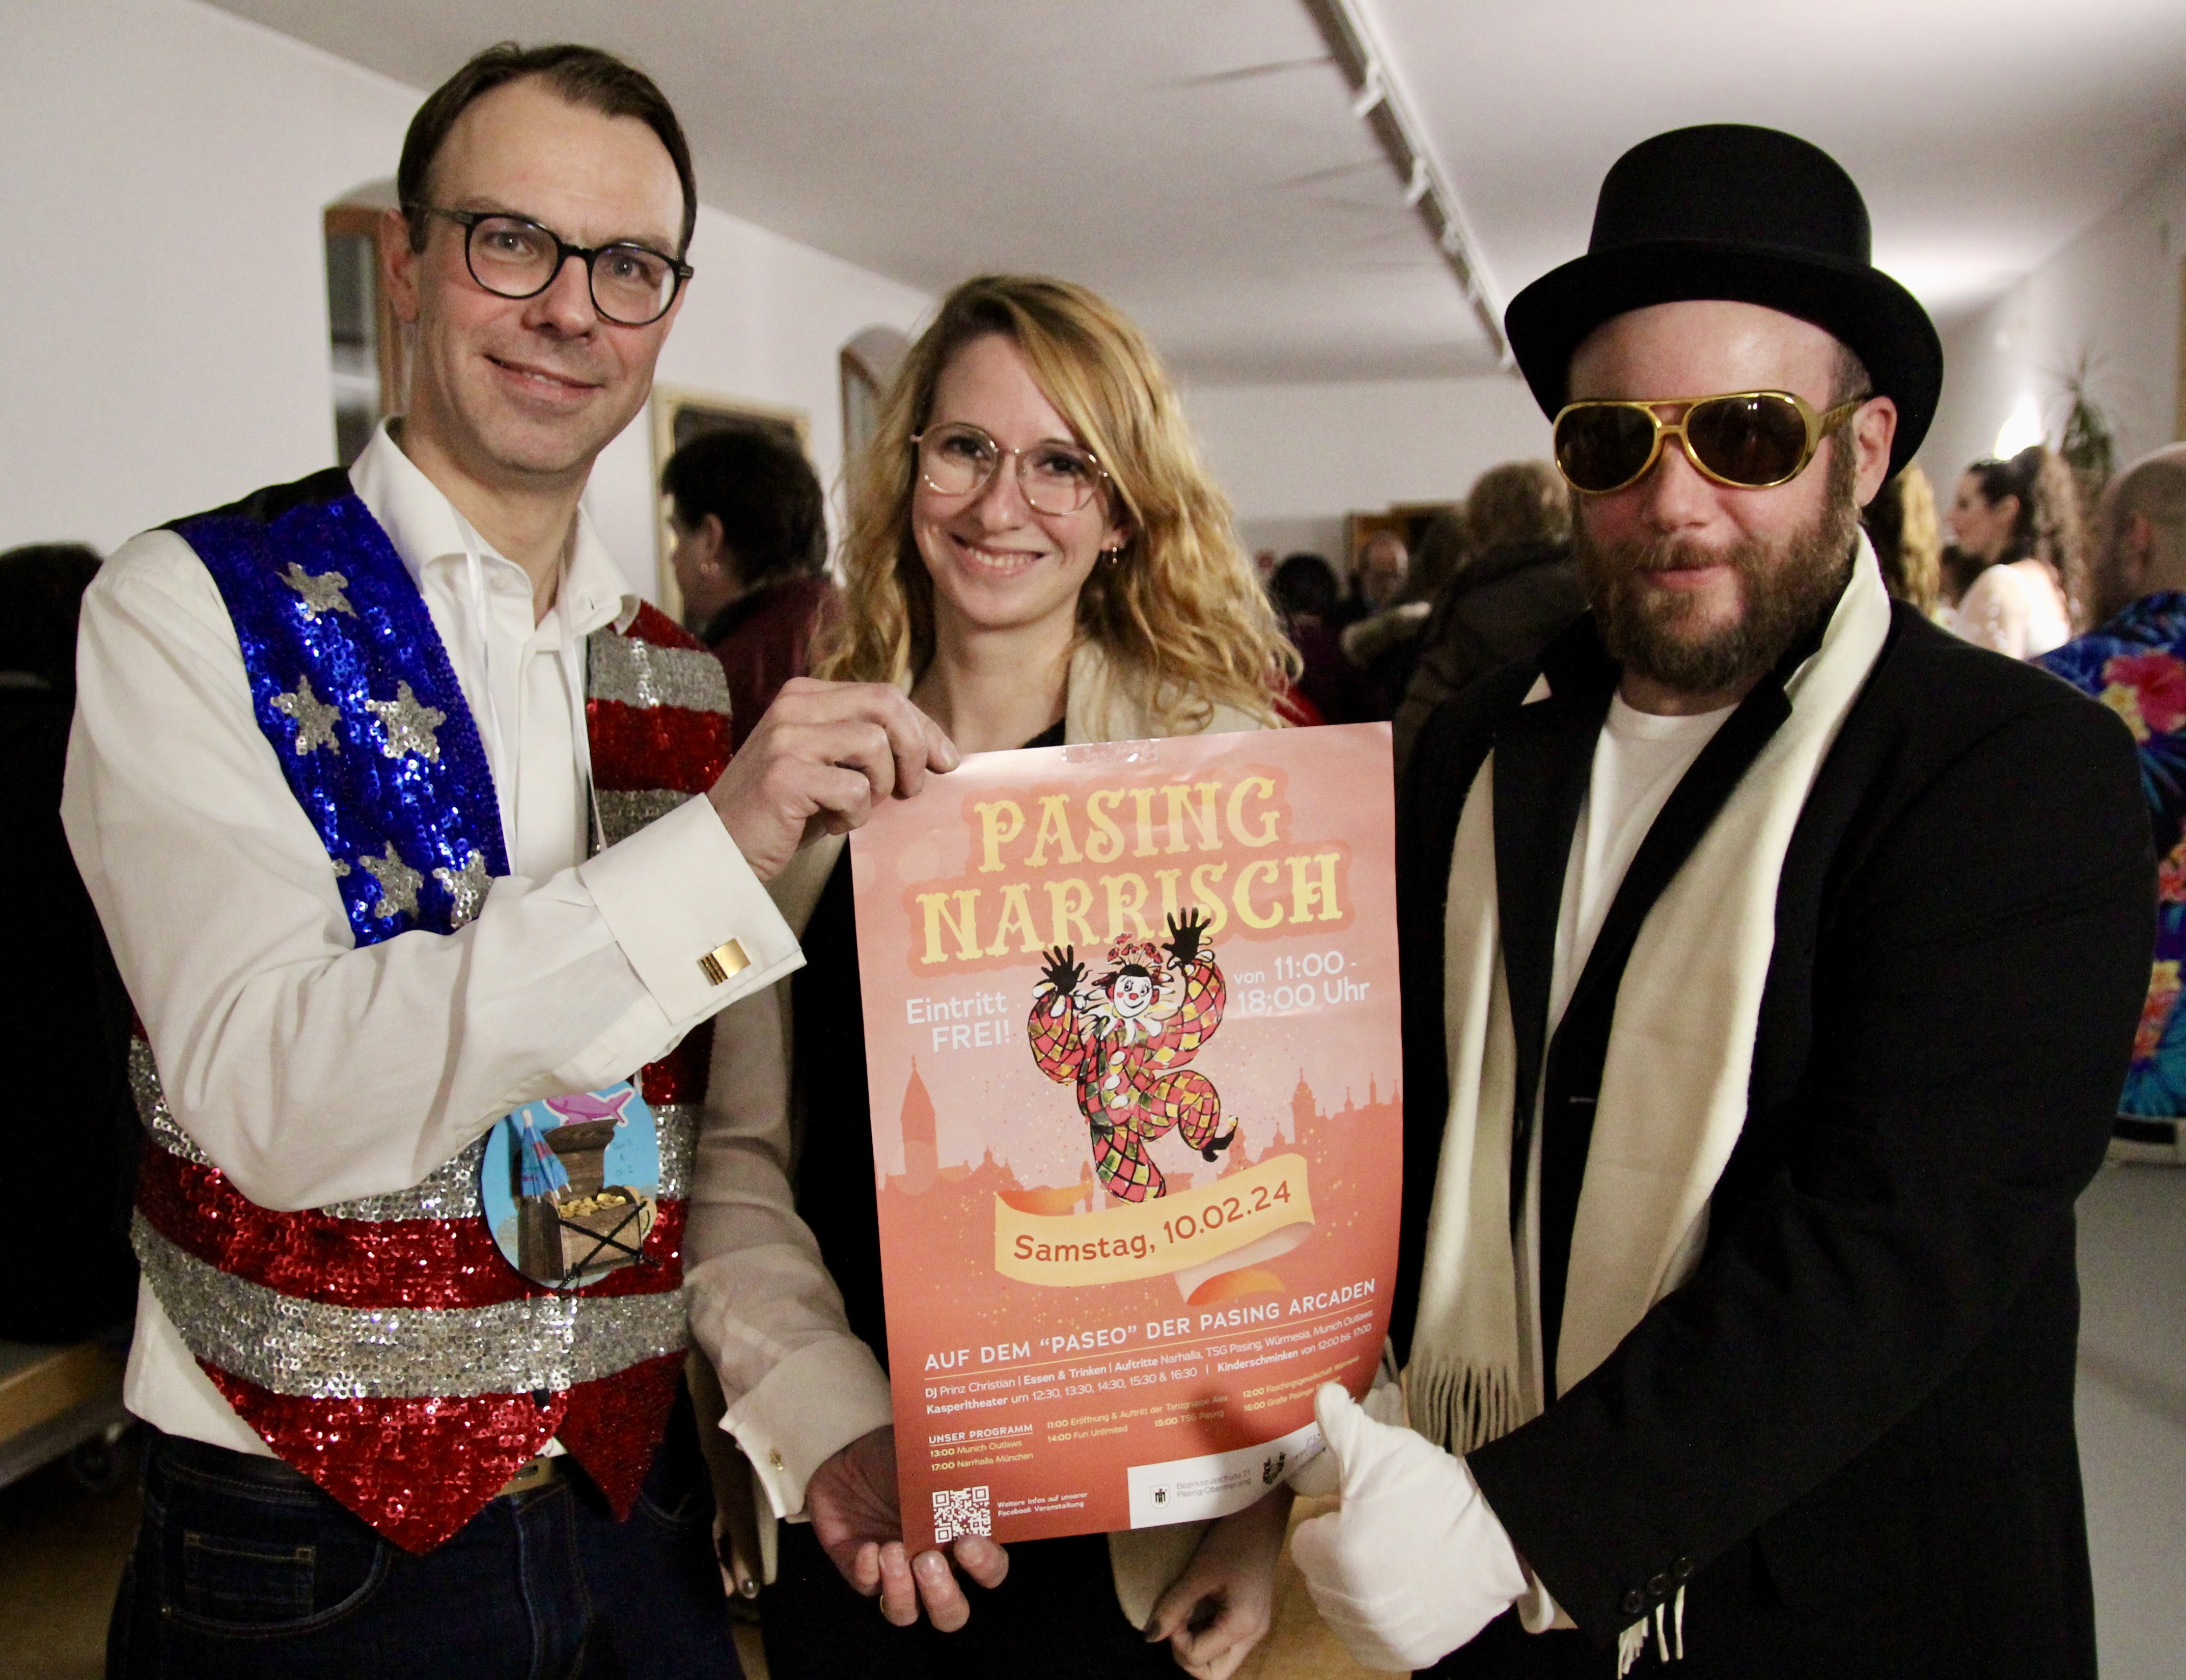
[1553,390,1866,496]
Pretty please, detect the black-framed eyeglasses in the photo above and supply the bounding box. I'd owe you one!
[909,423,1109,516]
[418,208,692,326]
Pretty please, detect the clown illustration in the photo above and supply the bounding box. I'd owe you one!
[1029,910,1237,1201]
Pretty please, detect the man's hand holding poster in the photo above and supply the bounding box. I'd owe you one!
[849,722,1401,1549]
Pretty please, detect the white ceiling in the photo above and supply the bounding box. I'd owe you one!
[1371,0,2186,325]
[213,0,2186,385]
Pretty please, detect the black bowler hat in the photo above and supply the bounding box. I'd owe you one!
[1505,123,1943,477]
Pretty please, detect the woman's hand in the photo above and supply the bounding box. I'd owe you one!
[1144,1487,1295,1679]
[805,1425,1010,1631]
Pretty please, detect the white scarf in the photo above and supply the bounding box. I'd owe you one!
[1405,542,1892,1497]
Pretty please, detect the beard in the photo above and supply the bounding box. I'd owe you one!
[1575,440,1860,695]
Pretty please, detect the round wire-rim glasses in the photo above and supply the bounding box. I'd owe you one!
[909,423,1110,516]
[419,207,693,327]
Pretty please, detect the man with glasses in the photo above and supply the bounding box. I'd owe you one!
[69,42,951,1678]
[1287,125,2149,1679]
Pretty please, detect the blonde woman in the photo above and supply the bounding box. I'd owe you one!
[688,276,1297,1680]
[1861,462,1943,618]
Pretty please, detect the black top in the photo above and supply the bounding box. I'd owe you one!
[0,689,140,1340]
[791,719,1066,1367]
[1395,607,2150,1673]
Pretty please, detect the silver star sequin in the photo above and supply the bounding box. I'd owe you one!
[361,842,422,920]
[268,674,341,755]
[281,562,356,620]
[433,849,491,929]
[364,681,445,762]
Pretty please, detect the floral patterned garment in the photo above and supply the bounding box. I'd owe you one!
[2039,591,2186,1117]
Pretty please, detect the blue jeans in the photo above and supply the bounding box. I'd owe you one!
[107,1392,740,1680]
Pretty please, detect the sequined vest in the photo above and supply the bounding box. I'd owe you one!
[128,469,731,1551]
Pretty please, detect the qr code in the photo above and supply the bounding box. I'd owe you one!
[931,1484,991,1543]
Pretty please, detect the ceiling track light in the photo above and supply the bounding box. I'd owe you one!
[1298,0,1510,364]
[1350,62,1387,119]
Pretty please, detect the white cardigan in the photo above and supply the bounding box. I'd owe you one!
[683,641,1269,1623]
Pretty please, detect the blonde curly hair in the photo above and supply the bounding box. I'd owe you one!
[816,274,1293,730]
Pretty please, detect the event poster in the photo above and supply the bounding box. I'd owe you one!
[847,723,1401,1549]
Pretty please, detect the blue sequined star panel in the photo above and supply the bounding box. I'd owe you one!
[173,471,507,947]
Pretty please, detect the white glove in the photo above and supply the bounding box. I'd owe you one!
[1290,1382,1529,1671]
[1287,1370,1403,1497]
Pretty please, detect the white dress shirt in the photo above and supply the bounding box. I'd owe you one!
[64,422,804,1454]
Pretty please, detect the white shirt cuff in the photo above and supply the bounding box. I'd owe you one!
[722,1336,895,1521]
[1515,1563,1576,1632]
[579,795,802,1026]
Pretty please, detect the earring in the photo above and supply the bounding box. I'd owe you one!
[1099,546,1123,566]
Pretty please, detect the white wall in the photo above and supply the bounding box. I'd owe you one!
[0,0,931,601]
[585,208,930,595]
[1921,143,2186,494]
[1,0,414,554]
[1180,373,1553,563]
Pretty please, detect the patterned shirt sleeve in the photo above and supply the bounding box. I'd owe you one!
[1029,985,1087,1084]
[1143,953,1226,1067]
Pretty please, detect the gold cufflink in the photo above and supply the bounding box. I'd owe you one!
[698,938,750,986]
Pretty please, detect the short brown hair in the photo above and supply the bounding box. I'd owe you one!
[397,42,696,255]
[662,428,827,589]
[1464,459,1569,553]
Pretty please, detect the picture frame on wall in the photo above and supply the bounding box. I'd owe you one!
[648,383,811,620]
[1344,502,1456,577]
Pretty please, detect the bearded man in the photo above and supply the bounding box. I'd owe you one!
[1287,125,2152,1678]
[2039,444,2186,1165]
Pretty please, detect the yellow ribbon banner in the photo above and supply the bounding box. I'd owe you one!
[995,1154,1314,1288]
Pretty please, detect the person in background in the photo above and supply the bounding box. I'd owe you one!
[2038,443,2186,1165]
[1949,445,2083,657]
[693,274,1299,1680]
[1935,542,1982,629]
[663,426,840,750]
[1331,528,1407,631]
[1343,521,1460,724]
[1861,462,1942,617]
[0,542,141,1343]
[1391,460,1583,774]
[1272,550,1362,723]
[1407,508,1475,607]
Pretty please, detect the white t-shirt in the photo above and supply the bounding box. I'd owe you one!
[1550,694,1739,1029]
[1517,692,1738,1407]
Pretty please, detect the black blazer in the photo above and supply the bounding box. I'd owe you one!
[1393,606,2152,1678]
